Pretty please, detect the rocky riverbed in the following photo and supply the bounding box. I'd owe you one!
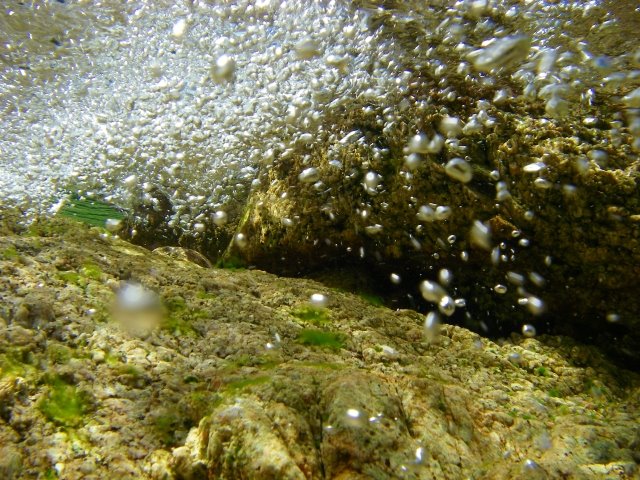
[0,216,638,479]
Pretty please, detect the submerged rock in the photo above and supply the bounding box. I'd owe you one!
[0,218,637,478]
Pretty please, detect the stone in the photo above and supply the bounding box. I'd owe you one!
[0,217,636,479]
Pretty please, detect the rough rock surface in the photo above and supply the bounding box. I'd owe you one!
[0,217,638,479]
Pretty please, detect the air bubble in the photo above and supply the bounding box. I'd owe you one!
[445,158,473,183]
[523,161,546,173]
[404,153,423,170]
[606,313,620,323]
[365,224,383,235]
[534,178,552,189]
[494,284,507,294]
[526,296,546,315]
[235,233,248,248]
[470,220,492,250]
[171,19,188,39]
[440,116,462,138]
[299,167,320,183]
[212,211,228,226]
[417,205,435,222]
[420,280,447,303]
[522,324,536,338]
[295,37,320,59]
[310,293,328,308]
[468,35,531,73]
[424,311,441,344]
[364,171,382,191]
[438,269,452,286]
[438,295,456,316]
[506,271,525,285]
[211,54,236,83]
[435,206,452,221]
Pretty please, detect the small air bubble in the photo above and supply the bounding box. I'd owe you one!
[470,220,492,250]
[438,295,456,316]
[210,54,236,83]
[606,313,620,323]
[435,205,452,221]
[299,167,320,183]
[526,296,546,315]
[424,311,441,343]
[310,293,328,308]
[235,233,248,248]
[522,324,536,338]
[417,205,436,222]
[438,269,452,286]
[494,284,507,294]
[420,280,447,303]
[523,162,546,173]
[212,211,228,226]
[533,178,553,189]
[445,158,473,183]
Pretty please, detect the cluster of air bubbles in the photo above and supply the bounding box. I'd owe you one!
[416,205,452,223]
[1,0,636,343]
[420,280,457,318]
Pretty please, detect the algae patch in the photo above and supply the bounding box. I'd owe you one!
[162,296,208,337]
[1,246,20,261]
[57,195,126,228]
[39,377,94,427]
[297,329,346,350]
[291,304,330,326]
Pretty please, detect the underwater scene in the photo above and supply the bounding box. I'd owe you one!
[0,0,639,478]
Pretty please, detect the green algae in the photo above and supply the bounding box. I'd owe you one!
[57,195,126,228]
[548,387,562,398]
[117,364,143,378]
[39,377,93,427]
[297,328,346,351]
[43,468,58,479]
[162,315,198,337]
[56,263,105,287]
[151,411,180,446]
[184,391,223,424]
[195,290,217,300]
[56,271,83,285]
[215,255,246,270]
[46,344,72,365]
[224,375,271,393]
[291,304,330,326]
[162,295,208,337]
[79,263,103,281]
[0,349,37,379]
[1,246,20,261]
[536,366,549,377]
[358,292,384,307]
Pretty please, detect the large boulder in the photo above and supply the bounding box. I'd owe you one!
[0,218,638,478]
